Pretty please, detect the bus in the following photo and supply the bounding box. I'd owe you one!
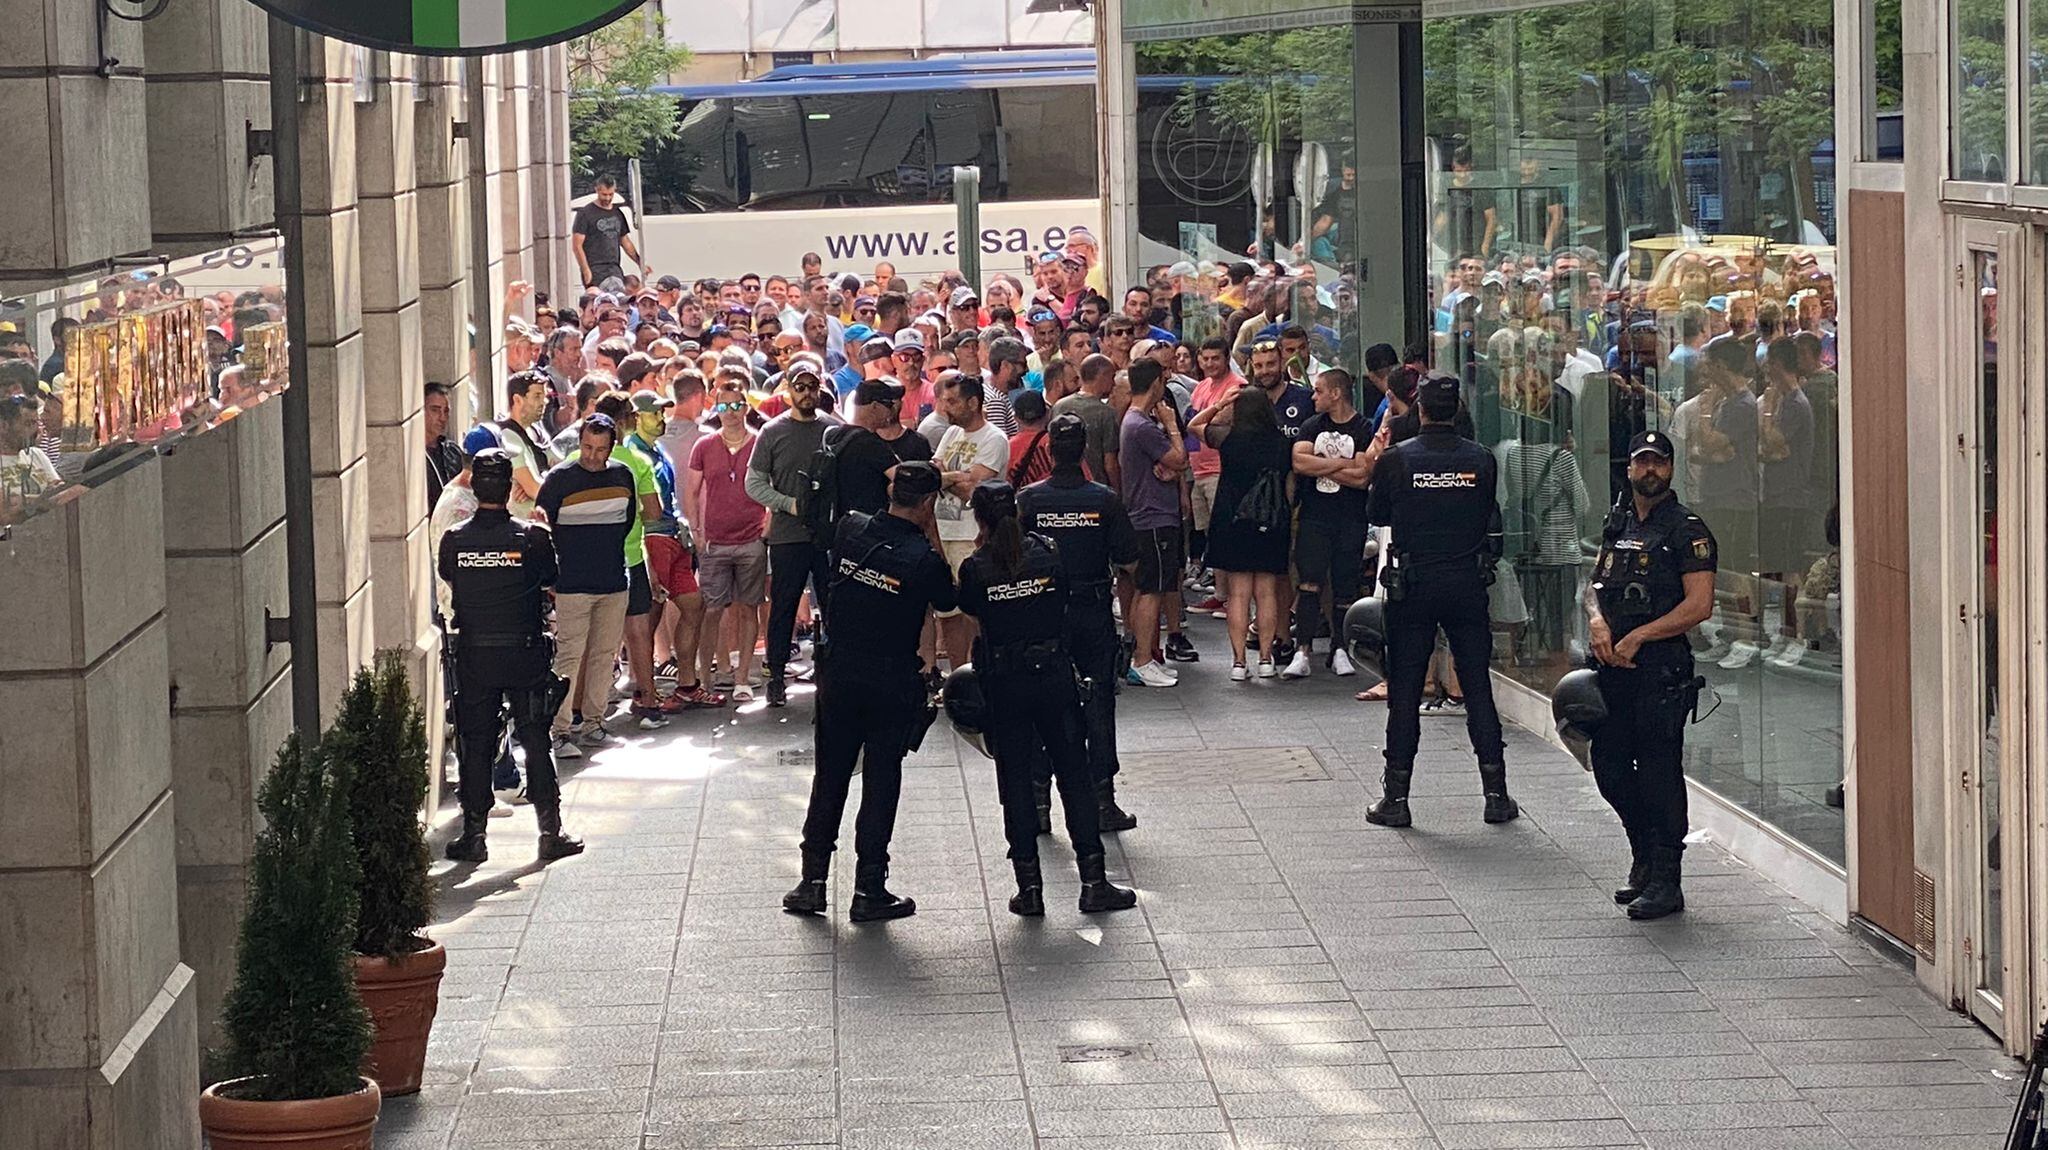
[613,51,1102,281]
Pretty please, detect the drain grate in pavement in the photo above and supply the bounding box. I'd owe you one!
[1117,747,1330,786]
[777,749,815,768]
[1058,1043,1153,1063]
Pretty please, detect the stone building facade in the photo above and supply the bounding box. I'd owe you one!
[0,1,576,1143]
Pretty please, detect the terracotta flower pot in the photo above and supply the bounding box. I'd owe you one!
[352,939,446,1097]
[199,1076,380,1150]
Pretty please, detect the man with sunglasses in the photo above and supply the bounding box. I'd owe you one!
[834,377,932,520]
[745,356,843,707]
[890,329,931,427]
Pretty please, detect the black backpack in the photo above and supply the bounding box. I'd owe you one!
[799,424,852,544]
[1233,468,1291,535]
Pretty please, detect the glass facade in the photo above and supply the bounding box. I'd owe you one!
[1129,0,1846,864]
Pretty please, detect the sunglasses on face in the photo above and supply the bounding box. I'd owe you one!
[713,399,746,413]
[789,379,821,393]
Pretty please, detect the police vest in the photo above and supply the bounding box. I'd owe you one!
[442,509,554,640]
[1591,496,1710,640]
[1017,476,1121,594]
[827,510,950,668]
[959,535,1070,668]
[1376,427,1501,572]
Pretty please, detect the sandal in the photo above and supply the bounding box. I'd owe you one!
[680,683,729,708]
[1355,682,1389,702]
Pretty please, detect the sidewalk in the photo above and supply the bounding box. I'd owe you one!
[379,621,2023,1149]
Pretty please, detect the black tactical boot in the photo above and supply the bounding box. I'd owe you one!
[1614,831,1651,905]
[1366,768,1413,827]
[781,848,831,915]
[1626,848,1686,921]
[1009,858,1046,917]
[1032,778,1054,836]
[767,675,788,708]
[1076,854,1138,913]
[535,804,585,861]
[1479,764,1520,824]
[444,812,489,863]
[1096,778,1138,832]
[849,862,916,922]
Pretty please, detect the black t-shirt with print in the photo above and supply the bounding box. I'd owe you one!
[1294,411,1374,522]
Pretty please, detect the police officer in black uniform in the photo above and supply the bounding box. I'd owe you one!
[1584,430,1717,920]
[783,460,957,922]
[437,449,585,864]
[1365,374,1518,828]
[958,481,1140,916]
[1018,413,1142,834]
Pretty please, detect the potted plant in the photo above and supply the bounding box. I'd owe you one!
[333,651,443,1097]
[201,732,380,1149]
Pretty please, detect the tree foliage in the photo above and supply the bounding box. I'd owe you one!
[333,651,435,961]
[215,733,372,1101]
[567,12,694,180]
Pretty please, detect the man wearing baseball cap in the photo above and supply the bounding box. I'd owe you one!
[1578,428,1719,921]
[834,377,933,520]
[1364,372,1516,831]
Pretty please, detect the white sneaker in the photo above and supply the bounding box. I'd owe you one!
[1760,634,1793,661]
[1331,649,1357,677]
[1767,638,1810,668]
[1210,610,1227,620]
[1132,661,1178,688]
[550,734,583,760]
[1256,659,1277,679]
[578,723,617,749]
[1718,640,1761,670]
[1230,663,1249,682]
[493,785,531,807]
[1281,650,1312,679]
[487,798,514,819]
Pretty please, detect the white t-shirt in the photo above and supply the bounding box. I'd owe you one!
[3,446,61,500]
[933,420,1011,541]
[1668,394,1708,502]
[428,481,479,622]
[492,421,548,519]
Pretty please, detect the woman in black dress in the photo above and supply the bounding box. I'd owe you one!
[1191,386,1293,679]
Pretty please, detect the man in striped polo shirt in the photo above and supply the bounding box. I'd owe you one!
[534,413,639,757]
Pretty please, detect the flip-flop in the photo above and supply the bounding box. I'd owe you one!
[1355,683,1389,702]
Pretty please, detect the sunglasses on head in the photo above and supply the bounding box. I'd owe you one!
[1252,340,1281,352]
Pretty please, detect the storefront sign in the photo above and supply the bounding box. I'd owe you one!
[243,0,644,55]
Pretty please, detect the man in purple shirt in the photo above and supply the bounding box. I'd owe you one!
[1119,359,1193,687]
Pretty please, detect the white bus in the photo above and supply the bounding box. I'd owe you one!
[614,51,1102,282]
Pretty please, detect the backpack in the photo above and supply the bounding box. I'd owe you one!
[799,424,852,544]
[1233,468,1291,535]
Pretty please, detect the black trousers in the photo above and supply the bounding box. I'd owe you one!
[1591,657,1693,858]
[453,645,561,820]
[988,668,1104,862]
[1065,597,1122,782]
[1383,572,1506,771]
[767,539,833,679]
[802,661,921,864]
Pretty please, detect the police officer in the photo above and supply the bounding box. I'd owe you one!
[1364,374,1517,827]
[437,449,585,864]
[1584,430,1717,920]
[1018,413,1142,834]
[958,481,1139,916]
[783,460,957,922]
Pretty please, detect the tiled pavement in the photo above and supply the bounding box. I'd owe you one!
[380,620,2024,1149]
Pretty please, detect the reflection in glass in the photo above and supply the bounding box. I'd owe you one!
[2033,0,2048,178]
[1871,0,1904,159]
[1974,251,2002,1002]
[1953,0,2006,180]
[1421,0,1843,862]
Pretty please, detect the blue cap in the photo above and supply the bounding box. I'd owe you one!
[461,425,499,456]
[843,323,875,345]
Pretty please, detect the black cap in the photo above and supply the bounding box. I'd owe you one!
[1417,373,1460,404]
[1048,411,1088,452]
[855,378,905,406]
[655,275,683,291]
[892,459,942,500]
[1010,389,1048,425]
[970,479,1017,520]
[1628,430,1675,459]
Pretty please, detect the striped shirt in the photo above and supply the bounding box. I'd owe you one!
[535,458,638,595]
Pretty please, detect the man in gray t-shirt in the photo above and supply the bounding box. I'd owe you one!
[1051,352,1124,490]
[743,359,842,704]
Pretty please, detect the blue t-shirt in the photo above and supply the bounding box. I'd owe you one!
[1270,382,1316,439]
[535,459,639,595]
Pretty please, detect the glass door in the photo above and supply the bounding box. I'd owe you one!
[1955,218,2028,1039]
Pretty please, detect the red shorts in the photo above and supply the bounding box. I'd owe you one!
[645,534,698,597]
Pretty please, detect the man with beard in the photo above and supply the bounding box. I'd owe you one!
[1246,337,1316,439]
[1580,431,1717,922]
[745,357,842,707]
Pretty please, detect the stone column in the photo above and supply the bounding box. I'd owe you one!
[528,45,575,304]
[358,54,441,712]
[299,36,377,720]
[417,57,476,425]
[0,463,200,1150]
[160,399,292,1061]
[143,0,272,255]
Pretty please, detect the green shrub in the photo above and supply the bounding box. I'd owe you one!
[333,651,435,960]
[215,732,372,1101]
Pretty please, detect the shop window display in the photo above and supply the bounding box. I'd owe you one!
[1422,0,1845,863]
[0,251,290,530]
